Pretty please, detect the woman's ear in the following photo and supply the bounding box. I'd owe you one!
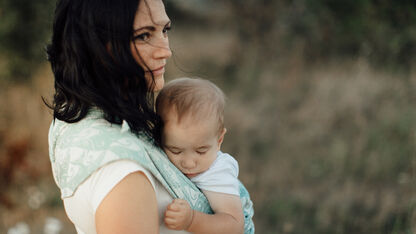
[217,128,227,149]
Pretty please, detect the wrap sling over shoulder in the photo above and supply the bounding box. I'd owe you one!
[48,109,254,233]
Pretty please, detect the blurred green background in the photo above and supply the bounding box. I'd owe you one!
[0,0,415,233]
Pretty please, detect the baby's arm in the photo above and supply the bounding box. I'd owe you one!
[164,190,244,234]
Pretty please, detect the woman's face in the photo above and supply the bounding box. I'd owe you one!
[131,0,172,92]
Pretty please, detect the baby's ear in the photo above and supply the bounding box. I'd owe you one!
[218,128,227,148]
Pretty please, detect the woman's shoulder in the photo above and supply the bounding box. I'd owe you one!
[50,110,152,151]
[48,110,159,198]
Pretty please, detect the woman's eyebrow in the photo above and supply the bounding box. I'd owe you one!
[134,21,171,33]
[134,26,156,33]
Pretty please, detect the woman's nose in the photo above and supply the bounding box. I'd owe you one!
[153,37,171,59]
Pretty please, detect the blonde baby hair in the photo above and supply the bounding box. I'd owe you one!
[156,77,225,133]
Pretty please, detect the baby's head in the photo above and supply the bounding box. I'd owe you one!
[156,78,226,178]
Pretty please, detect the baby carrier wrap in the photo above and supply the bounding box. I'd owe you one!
[49,109,254,233]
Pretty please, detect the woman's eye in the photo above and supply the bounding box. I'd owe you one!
[163,26,171,34]
[134,32,150,42]
[196,151,207,155]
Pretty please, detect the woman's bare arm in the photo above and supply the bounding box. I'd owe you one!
[95,171,159,234]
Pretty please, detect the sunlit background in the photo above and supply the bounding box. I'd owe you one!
[1,0,415,233]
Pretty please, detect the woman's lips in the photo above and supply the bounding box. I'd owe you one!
[149,66,165,76]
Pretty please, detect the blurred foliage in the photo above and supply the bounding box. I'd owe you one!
[218,60,416,233]
[297,0,416,68]
[223,0,416,70]
[0,0,54,81]
[1,0,416,82]
[1,0,416,233]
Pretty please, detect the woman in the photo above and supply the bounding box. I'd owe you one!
[46,0,211,233]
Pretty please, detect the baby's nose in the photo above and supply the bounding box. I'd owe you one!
[181,158,196,169]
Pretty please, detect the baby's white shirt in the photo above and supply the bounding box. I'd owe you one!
[190,151,240,196]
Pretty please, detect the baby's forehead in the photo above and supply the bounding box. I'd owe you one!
[165,107,215,125]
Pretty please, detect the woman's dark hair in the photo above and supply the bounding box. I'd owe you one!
[46,0,161,140]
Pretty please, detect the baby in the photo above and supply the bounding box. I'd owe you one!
[156,78,254,234]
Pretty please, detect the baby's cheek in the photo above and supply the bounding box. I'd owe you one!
[171,159,182,170]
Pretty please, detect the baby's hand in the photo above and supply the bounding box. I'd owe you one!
[164,199,194,230]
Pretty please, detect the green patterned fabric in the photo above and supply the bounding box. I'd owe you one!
[239,182,255,234]
[48,108,254,233]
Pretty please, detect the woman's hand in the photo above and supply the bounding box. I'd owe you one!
[164,199,194,230]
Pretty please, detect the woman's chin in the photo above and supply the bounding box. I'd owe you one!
[155,77,165,91]
[148,75,165,92]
